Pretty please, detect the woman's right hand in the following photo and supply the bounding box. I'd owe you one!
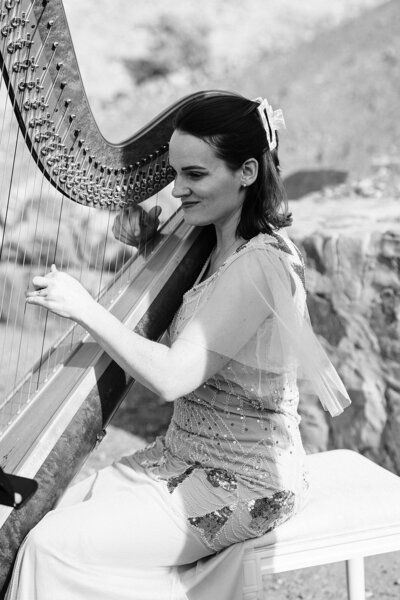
[112,204,162,247]
[26,265,96,322]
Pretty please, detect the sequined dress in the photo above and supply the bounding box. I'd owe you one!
[6,231,310,600]
[127,231,309,552]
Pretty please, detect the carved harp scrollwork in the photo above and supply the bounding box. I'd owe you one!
[0,0,216,590]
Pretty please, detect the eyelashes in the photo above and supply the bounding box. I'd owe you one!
[170,169,205,181]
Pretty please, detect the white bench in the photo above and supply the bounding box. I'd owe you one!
[242,449,400,600]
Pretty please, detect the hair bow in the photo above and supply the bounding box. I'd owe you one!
[254,97,286,151]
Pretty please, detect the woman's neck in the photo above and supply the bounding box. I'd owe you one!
[209,220,245,275]
[214,211,241,252]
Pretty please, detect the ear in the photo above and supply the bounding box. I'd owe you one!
[240,158,258,187]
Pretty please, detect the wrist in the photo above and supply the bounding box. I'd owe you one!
[74,295,101,328]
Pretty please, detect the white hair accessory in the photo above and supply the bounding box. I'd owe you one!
[254,97,286,151]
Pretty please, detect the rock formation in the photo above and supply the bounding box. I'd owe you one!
[290,164,400,474]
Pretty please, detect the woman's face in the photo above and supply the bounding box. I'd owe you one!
[168,130,245,229]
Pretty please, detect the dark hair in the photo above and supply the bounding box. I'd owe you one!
[172,91,292,240]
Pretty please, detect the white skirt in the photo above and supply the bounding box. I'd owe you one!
[5,461,223,600]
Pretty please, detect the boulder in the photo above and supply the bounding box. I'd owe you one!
[290,166,400,473]
[283,169,348,200]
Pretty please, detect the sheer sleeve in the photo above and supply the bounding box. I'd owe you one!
[174,243,351,417]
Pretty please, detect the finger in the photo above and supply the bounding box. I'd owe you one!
[25,295,45,306]
[32,276,49,288]
[128,205,142,216]
[112,220,125,241]
[113,210,126,226]
[116,233,130,244]
[132,218,141,237]
[26,288,47,298]
[112,217,120,233]
[148,205,162,221]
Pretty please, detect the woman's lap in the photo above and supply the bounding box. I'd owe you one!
[25,461,212,568]
[5,462,214,599]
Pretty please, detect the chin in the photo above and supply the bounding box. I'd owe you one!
[182,214,213,228]
[181,209,209,227]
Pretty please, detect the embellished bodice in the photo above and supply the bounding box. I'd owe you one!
[130,232,309,551]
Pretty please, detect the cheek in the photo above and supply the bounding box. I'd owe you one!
[197,175,239,204]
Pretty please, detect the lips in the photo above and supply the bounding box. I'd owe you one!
[181,201,199,208]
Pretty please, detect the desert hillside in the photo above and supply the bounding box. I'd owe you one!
[62,0,395,179]
[242,0,400,177]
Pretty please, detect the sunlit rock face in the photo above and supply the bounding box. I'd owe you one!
[289,165,400,473]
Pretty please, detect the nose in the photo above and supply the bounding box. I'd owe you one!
[171,176,190,199]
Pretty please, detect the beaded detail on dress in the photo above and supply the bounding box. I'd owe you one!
[131,232,309,551]
[247,491,296,535]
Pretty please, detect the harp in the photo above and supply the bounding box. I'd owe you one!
[0,0,216,590]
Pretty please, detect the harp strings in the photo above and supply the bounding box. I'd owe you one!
[0,1,35,406]
[0,0,50,409]
[0,135,170,434]
[0,0,179,437]
[0,0,82,425]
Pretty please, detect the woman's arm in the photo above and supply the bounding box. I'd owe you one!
[25,267,227,401]
[26,251,270,401]
[76,298,230,401]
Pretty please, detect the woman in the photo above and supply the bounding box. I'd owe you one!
[8,93,350,599]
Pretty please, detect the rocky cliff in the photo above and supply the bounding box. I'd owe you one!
[290,163,400,473]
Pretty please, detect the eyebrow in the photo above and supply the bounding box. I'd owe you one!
[170,165,208,171]
[181,165,207,170]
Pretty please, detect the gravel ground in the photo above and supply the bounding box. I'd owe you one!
[78,384,400,600]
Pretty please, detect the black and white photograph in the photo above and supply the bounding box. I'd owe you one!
[0,1,399,598]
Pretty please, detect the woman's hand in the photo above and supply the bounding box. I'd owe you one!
[112,204,162,246]
[26,265,95,322]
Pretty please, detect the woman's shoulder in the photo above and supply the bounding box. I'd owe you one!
[189,231,304,296]
[232,231,303,264]
[224,231,306,293]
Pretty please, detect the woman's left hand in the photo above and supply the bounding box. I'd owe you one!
[112,204,162,246]
[26,265,95,322]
